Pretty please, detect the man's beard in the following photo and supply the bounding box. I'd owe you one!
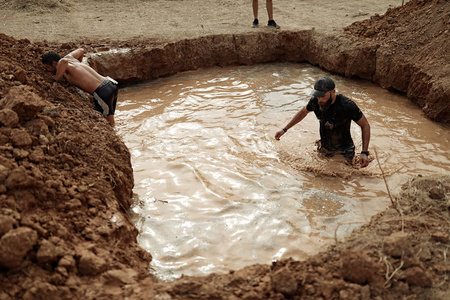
[319,95,333,111]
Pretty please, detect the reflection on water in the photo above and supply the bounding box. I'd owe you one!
[115,63,450,281]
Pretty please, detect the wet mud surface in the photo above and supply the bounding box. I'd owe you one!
[0,0,449,299]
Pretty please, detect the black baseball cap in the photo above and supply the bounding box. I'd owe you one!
[310,77,335,97]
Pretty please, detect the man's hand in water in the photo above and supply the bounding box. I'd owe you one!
[360,153,369,168]
[275,128,287,140]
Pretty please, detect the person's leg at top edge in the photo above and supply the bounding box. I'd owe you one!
[252,0,259,27]
[266,0,280,29]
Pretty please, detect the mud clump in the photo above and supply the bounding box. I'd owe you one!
[340,250,375,284]
[0,227,38,269]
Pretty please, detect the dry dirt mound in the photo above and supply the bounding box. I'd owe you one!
[344,0,449,74]
[344,0,450,123]
[0,35,153,299]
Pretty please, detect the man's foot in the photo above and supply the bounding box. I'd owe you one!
[252,18,259,28]
[267,20,280,29]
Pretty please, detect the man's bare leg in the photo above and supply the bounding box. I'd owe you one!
[106,115,115,126]
[252,0,258,19]
[266,0,274,20]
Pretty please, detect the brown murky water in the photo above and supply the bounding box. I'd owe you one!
[116,63,450,281]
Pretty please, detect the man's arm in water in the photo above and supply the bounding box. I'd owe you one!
[275,106,310,140]
[356,115,371,168]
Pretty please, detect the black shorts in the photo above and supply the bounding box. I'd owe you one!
[92,79,118,117]
[317,140,355,162]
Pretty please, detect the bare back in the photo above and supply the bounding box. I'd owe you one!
[59,56,105,94]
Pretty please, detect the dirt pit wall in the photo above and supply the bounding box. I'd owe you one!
[88,31,449,125]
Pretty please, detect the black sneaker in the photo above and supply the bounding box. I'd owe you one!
[252,18,259,28]
[267,20,280,29]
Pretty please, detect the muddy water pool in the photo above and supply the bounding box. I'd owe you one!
[115,63,450,281]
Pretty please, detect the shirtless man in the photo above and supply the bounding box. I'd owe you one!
[42,48,118,126]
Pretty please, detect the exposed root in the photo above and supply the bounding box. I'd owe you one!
[375,147,404,230]
[383,253,405,287]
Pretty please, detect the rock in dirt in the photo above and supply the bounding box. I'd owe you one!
[102,268,138,286]
[383,231,412,257]
[340,249,375,284]
[58,255,77,272]
[270,266,299,297]
[5,166,37,189]
[13,67,28,84]
[0,227,38,269]
[76,249,107,276]
[0,108,19,127]
[0,85,48,121]
[402,266,433,287]
[0,164,10,183]
[36,239,63,265]
[22,281,72,300]
[0,214,17,237]
[10,128,33,148]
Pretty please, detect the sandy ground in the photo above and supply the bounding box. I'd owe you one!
[0,0,410,42]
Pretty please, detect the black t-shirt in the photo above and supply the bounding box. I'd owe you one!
[306,94,363,152]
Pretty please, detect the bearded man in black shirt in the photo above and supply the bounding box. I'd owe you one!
[275,76,371,168]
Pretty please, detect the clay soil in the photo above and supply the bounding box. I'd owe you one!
[0,0,449,299]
